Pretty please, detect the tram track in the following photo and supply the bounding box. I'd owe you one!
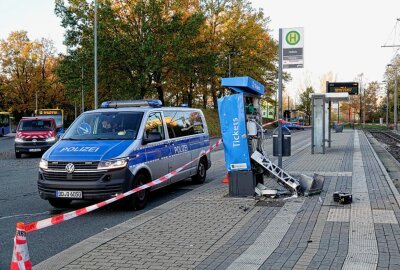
[368,130,400,162]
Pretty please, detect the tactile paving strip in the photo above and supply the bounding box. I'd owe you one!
[342,131,378,270]
[372,209,398,224]
[327,208,350,222]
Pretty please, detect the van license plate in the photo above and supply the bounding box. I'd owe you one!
[29,149,41,152]
[56,191,82,198]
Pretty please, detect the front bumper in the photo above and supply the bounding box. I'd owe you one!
[15,141,55,154]
[38,167,133,201]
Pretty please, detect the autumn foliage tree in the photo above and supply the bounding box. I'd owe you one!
[0,31,65,119]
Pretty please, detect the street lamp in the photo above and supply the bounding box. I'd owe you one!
[380,80,389,126]
[387,64,398,131]
[35,91,38,112]
[358,73,363,126]
[94,0,98,109]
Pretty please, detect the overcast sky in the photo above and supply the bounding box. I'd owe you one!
[252,0,400,98]
[1,0,399,100]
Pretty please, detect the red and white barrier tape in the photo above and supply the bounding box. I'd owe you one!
[262,119,312,128]
[24,139,223,233]
[262,120,277,127]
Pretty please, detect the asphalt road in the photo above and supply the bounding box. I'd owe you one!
[0,131,310,269]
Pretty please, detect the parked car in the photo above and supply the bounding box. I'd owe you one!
[282,121,304,130]
[15,117,58,158]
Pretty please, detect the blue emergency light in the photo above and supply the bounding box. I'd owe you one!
[101,100,162,108]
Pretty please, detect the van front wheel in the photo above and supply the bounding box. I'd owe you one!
[123,173,149,210]
[192,158,207,184]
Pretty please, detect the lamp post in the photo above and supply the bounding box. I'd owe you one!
[358,73,363,126]
[382,80,389,126]
[94,0,98,109]
[35,91,38,112]
[388,64,398,131]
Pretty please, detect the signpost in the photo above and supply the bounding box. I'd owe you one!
[282,28,304,69]
[278,27,304,168]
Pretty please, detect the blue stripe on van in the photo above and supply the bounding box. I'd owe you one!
[128,135,209,167]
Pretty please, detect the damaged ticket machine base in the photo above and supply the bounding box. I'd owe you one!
[251,151,325,198]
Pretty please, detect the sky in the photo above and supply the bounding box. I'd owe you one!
[0,0,399,101]
[251,0,400,99]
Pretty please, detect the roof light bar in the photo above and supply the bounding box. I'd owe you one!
[100,100,162,108]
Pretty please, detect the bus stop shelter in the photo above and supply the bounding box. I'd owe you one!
[311,92,349,154]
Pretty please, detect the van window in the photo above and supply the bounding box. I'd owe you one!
[164,111,204,138]
[18,120,53,131]
[63,112,143,140]
[144,112,165,140]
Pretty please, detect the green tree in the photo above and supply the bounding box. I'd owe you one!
[55,0,206,106]
[297,86,314,125]
[55,0,278,110]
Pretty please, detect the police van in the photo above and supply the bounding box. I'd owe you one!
[38,100,211,210]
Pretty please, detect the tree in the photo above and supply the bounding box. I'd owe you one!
[55,0,278,110]
[55,0,206,107]
[363,81,380,122]
[297,86,314,125]
[0,31,65,119]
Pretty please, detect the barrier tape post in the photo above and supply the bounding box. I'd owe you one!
[10,222,32,270]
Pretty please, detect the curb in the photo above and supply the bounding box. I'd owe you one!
[363,131,400,208]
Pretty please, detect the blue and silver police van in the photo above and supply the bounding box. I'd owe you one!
[38,100,211,210]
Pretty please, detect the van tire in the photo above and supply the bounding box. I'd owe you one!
[15,152,21,159]
[48,198,71,208]
[123,173,149,211]
[191,158,207,184]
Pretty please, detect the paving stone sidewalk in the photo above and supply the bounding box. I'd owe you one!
[35,130,400,270]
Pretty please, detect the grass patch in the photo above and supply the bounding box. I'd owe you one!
[202,108,221,137]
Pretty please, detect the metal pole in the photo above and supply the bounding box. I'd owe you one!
[228,53,231,77]
[94,0,98,109]
[359,74,363,125]
[278,29,283,168]
[35,91,38,112]
[395,67,398,131]
[363,83,366,128]
[81,65,84,114]
[328,101,331,148]
[74,100,77,119]
[386,81,389,126]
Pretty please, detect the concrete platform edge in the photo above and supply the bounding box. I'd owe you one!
[363,131,400,208]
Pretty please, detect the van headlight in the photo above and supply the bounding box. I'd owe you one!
[15,138,23,143]
[45,136,56,142]
[39,159,48,170]
[97,158,127,170]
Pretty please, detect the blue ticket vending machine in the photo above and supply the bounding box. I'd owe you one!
[218,93,251,172]
[218,77,264,196]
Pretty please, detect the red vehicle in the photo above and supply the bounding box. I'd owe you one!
[14,117,58,158]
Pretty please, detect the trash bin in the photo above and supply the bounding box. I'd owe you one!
[273,127,291,156]
[335,124,343,133]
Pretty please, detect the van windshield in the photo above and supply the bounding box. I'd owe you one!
[18,120,53,131]
[63,112,143,140]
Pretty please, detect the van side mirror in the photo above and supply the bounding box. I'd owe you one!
[142,131,162,144]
